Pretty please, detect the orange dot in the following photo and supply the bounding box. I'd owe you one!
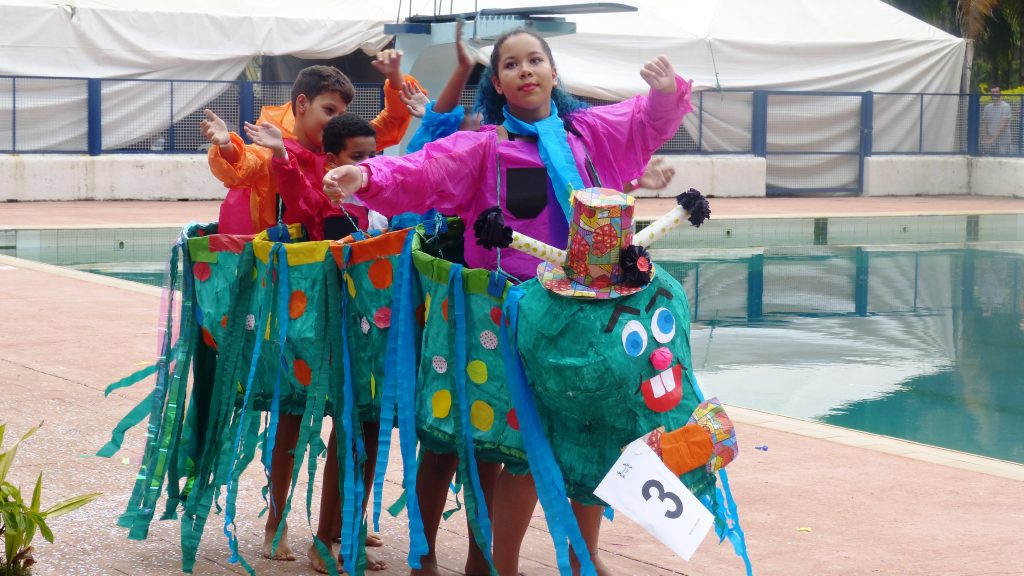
[220,315,228,328]
[289,290,307,319]
[368,259,393,290]
[294,358,312,386]
[442,298,449,322]
[201,327,218,351]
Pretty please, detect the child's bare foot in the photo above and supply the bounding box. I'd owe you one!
[307,543,338,574]
[366,550,388,571]
[263,523,296,561]
[366,532,384,547]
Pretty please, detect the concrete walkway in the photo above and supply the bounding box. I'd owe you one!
[1,197,1023,576]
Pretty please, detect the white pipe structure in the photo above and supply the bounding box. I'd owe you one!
[510,231,566,265]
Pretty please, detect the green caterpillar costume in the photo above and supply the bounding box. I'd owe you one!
[99,205,750,576]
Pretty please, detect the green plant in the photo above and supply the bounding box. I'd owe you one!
[0,422,101,575]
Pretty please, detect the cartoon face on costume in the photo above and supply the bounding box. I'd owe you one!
[516,269,705,504]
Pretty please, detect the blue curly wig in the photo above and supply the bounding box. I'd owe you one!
[473,29,590,126]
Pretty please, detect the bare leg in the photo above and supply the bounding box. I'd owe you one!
[569,502,611,576]
[264,413,300,561]
[308,422,340,574]
[464,461,502,576]
[491,470,537,576]
[410,449,458,576]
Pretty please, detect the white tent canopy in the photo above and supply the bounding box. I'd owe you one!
[0,0,394,80]
[1,0,966,174]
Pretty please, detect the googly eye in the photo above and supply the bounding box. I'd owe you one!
[650,307,676,344]
[621,320,648,357]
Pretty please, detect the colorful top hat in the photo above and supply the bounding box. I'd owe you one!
[473,187,711,299]
[536,188,651,299]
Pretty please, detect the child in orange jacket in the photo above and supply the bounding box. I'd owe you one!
[201,53,419,235]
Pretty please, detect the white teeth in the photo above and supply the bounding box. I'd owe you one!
[648,368,677,399]
[662,368,677,393]
[650,372,667,398]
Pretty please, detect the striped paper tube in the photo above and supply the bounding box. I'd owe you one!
[635,205,687,248]
[511,231,566,265]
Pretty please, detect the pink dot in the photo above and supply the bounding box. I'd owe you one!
[373,307,392,329]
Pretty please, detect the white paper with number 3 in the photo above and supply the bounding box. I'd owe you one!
[594,438,714,561]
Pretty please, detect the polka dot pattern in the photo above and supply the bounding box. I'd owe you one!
[294,358,312,386]
[360,316,370,334]
[432,390,452,419]
[344,272,356,298]
[373,307,392,329]
[470,401,494,432]
[479,330,498,350]
[288,290,307,319]
[368,259,393,289]
[194,261,211,282]
[466,360,488,384]
[432,356,448,374]
[506,409,519,431]
[245,314,255,331]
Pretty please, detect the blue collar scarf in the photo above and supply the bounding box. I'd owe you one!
[502,100,584,222]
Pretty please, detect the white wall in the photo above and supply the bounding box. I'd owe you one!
[3,153,1024,201]
[863,155,970,196]
[0,155,224,202]
[624,156,767,198]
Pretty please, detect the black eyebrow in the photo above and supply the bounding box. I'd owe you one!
[604,304,641,333]
[645,287,673,313]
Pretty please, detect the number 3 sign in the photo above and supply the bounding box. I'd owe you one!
[594,438,714,560]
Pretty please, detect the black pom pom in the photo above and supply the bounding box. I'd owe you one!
[473,206,513,250]
[676,188,711,227]
[620,244,653,286]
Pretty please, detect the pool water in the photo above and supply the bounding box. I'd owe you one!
[4,218,1023,464]
[670,244,1024,464]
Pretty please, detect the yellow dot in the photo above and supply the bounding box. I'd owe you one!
[467,360,488,384]
[264,312,272,340]
[370,373,376,399]
[424,293,432,323]
[344,272,356,298]
[470,401,494,432]
[432,390,452,419]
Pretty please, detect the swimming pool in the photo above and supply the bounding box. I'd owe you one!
[4,215,1023,463]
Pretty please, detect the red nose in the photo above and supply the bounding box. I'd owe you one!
[650,346,672,371]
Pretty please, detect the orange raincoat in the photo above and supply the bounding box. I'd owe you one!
[208,76,418,234]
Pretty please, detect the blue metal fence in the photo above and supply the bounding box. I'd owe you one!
[2,74,1022,163]
[0,76,384,155]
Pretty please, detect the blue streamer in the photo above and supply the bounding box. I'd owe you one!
[223,245,276,565]
[449,264,495,570]
[394,233,428,565]
[339,245,360,573]
[498,288,595,576]
[687,370,752,573]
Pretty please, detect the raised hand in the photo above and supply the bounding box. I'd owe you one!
[640,55,678,94]
[454,19,472,70]
[200,109,230,146]
[373,48,405,87]
[637,157,676,190]
[399,81,429,118]
[243,121,286,159]
[323,165,363,204]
